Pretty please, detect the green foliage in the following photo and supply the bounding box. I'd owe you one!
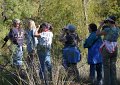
[38,0,85,29]
[0,0,120,84]
[0,0,119,62]
[87,0,120,23]
[2,0,39,22]
[0,0,39,40]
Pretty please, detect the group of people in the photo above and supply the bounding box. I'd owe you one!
[84,15,119,85]
[3,15,120,85]
[3,19,53,83]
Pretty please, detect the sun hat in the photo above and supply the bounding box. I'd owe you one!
[105,15,116,22]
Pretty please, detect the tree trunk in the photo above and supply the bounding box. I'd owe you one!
[82,0,89,26]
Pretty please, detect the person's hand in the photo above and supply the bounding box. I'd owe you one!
[98,21,105,30]
[61,28,65,34]
[99,21,104,27]
[36,25,40,29]
[115,22,120,27]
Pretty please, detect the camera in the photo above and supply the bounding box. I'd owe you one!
[104,20,115,24]
[62,28,68,31]
[104,20,109,23]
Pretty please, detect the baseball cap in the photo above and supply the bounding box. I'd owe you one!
[66,24,76,31]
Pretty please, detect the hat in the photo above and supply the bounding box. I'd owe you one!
[105,16,116,22]
[66,24,76,31]
[13,19,21,23]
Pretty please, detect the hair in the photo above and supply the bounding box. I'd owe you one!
[89,23,97,32]
[38,22,48,33]
[48,24,53,31]
[28,20,36,29]
[28,20,36,30]
[12,19,21,28]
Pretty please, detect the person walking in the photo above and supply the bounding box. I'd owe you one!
[84,23,103,85]
[96,16,120,85]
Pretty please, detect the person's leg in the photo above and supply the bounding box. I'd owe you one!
[45,48,52,81]
[89,64,96,84]
[12,44,18,66]
[37,49,45,80]
[27,52,34,67]
[65,63,80,84]
[96,63,103,85]
[66,63,74,83]
[110,49,117,85]
[17,46,23,66]
[12,45,23,69]
[73,64,80,83]
[102,47,111,85]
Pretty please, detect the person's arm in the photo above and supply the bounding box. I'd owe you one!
[115,22,120,28]
[59,30,66,43]
[96,21,106,36]
[75,33,82,46]
[84,33,98,48]
[34,28,40,37]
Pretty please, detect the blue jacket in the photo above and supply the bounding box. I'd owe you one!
[84,32,103,64]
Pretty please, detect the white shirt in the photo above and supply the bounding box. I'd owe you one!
[38,31,53,46]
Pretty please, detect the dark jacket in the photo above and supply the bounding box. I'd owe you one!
[84,32,103,64]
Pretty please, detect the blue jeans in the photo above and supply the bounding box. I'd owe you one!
[37,45,52,81]
[11,45,23,67]
[90,63,102,84]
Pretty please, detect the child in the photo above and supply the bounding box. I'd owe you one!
[84,23,103,85]
[4,19,24,69]
[59,24,81,83]
[34,22,53,82]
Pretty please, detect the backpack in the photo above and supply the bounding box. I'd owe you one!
[63,47,81,63]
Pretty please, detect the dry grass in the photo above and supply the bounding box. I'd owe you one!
[0,43,120,85]
[0,54,120,85]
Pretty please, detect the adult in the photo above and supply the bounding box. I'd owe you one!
[35,22,53,82]
[96,16,120,85]
[84,23,103,85]
[25,20,38,66]
[59,24,81,83]
[4,19,24,69]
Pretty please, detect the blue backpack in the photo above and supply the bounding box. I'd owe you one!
[63,47,81,63]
